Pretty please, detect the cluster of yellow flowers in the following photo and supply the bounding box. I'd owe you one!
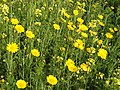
[80,63,90,72]
[1,0,119,89]
[73,39,84,50]
[65,59,78,72]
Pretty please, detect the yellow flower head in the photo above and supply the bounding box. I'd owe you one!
[68,0,73,3]
[53,24,60,30]
[1,79,5,83]
[47,75,58,85]
[89,21,97,28]
[98,21,105,26]
[88,58,95,64]
[65,59,75,66]
[11,18,19,25]
[67,25,74,30]
[31,49,40,57]
[2,4,9,15]
[68,21,73,25]
[60,47,66,51]
[15,25,24,33]
[86,48,91,53]
[34,22,41,26]
[97,48,108,59]
[6,42,18,53]
[73,10,78,16]
[98,14,103,19]
[3,0,7,2]
[80,63,90,72]
[114,27,118,31]
[79,24,88,31]
[73,39,84,50]
[3,16,9,22]
[89,30,97,36]
[105,33,113,38]
[81,32,88,38]
[64,12,70,18]
[111,6,114,10]
[68,64,78,72]
[77,18,84,24]
[26,30,35,39]
[16,79,27,89]
[35,9,41,16]
[109,28,114,33]
[97,40,103,45]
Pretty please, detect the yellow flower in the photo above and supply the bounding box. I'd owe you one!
[3,16,9,22]
[6,42,18,53]
[81,32,88,38]
[53,24,60,30]
[1,79,5,83]
[16,79,27,89]
[77,18,84,24]
[79,24,88,31]
[60,47,65,51]
[26,30,35,39]
[98,21,105,26]
[97,40,103,45]
[89,30,97,36]
[109,28,114,33]
[97,48,108,59]
[65,59,75,66]
[3,0,7,2]
[73,10,78,16]
[90,47,96,53]
[87,47,96,54]
[81,8,86,12]
[111,6,114,10]
[117,79,120,85]
[47,75,58,85]
[61,17,66,22]
[64,12,70,18]
[114,27,118,31]
[80,63,90,72]
[106,80,110,85]
[67,25,74,30]
[68,0,73,3]
[34,22,41,26]
[88,58,95,64]
[61,8,66,15]
[2,4,9,15]
[68,21,73,25]
[86,48,91,53]
[98,14,103,19]
[105,33,113,38]
[99,72,104,79]
[15,25,24,33]
[89,22,96,28]
[11,18,19,25]
[35,9,42,16]
[73,39,84,50]
[31,49,40,57]
[68,64,78,72]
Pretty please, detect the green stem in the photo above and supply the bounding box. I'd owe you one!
[10,53,13,74]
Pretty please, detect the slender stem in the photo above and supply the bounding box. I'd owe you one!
[10,53,13,74]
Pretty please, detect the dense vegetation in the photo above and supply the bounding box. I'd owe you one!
[0,0,120,90]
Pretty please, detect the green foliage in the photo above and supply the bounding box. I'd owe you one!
[0,0,120,90]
